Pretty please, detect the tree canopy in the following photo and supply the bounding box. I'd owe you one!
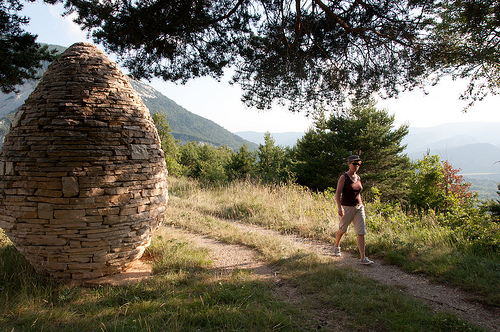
[0,0,55,93]
[3,0,500,111]
[407,154,475,213]
[57,0,436,112]
[429,0,500,108]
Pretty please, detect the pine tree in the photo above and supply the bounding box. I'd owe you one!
[293,99,410,201]
[256,132,292,183]
[0,0,56,93]
[429,0,500,108]
[151,112,183,176]
[227,144,256,181]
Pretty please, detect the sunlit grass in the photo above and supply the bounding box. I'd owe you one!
[0,176,493,331]
[162,198,484,331]
[167,176,500,307]
[0,228,302,331]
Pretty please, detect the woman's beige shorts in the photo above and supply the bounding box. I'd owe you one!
[339,205,367,235]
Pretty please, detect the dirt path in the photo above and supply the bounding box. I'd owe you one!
[163,221,500,332]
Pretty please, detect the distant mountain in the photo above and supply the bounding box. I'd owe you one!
[403,123,500,179]
[402,123,500,199]
[235,131,304,147]
[241,123,500,198]
[0,45,66,121]
[129,80,257,150]
[403,122,500,154]
[0,45,256,151]
[407,142,500,175]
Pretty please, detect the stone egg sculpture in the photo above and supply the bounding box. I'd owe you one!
[0,43,168,279]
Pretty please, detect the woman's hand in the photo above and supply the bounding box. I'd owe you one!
[337,206,344,217]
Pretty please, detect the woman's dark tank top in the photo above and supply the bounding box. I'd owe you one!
[341,172,363,206]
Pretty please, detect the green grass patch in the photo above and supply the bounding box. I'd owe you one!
[0,228,302,331]
[286,261,481,331]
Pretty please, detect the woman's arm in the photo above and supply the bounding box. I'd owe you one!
[336,174,345,217]
[357,177,363,206]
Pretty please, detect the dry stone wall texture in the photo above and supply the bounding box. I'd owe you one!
[0,43,168,279]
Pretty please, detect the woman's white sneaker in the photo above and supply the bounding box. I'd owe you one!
[360,257,374,265]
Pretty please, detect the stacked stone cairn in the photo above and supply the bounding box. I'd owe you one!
[0,43,169,280]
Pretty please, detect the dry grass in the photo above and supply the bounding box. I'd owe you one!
[0,176,492,331]
[168,176,500,306]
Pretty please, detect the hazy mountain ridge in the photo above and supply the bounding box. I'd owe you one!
[0,45,65,120]
[0,80,39,120]
[239,123,500,174]
[235,131,304,147]
[403,122,500,153]
[239,123,500,198]
[403,125,500,198]
[402,123,500,181]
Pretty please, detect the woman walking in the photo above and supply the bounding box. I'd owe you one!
[334,155,374,265]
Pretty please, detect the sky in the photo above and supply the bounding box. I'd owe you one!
[19,2,500,133]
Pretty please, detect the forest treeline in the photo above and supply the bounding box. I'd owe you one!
[153,99,500,230]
